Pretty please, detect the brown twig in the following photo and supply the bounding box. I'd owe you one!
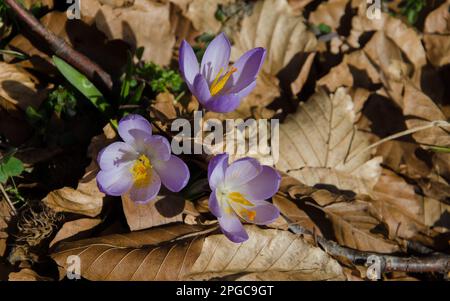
[4,0,113,92]
[284,216,450,279]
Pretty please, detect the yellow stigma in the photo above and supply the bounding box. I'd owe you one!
[209,66,237,96]
[130,154,152,186]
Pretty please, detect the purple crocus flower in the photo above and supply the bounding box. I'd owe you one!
[179,33,266,113]
[96,114,190,204]
[208,153,281,243]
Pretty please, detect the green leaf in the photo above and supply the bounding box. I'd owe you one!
[52,56,110,114]
[317,23,332,34]
[0,168,7,184]
[0,156,24,179]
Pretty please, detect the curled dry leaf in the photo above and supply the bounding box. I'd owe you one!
[51,225,344,280]
[371,169,441,247]
[276,88,382,195]
[8,268,52,281]
[81,0,175,65]
[0,62,48,112]
[275,174,399,253]
[309,0,349,31]
[0,200,12,257]
[49,218,102,248]
[403,83,450,148]
[121,192,185,231]
[42,125,116,217]
[225,0,317,118]
[170,0,234,34]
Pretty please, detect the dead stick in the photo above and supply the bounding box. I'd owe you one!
[285,217,450,276]
[4,0,113,92]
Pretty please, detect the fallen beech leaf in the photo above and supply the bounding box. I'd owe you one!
[276,88,382,195]
[0,199,12,257]
[171,0,234,34]
[322,200,400,253]
[371,169,439,247]
[423,34,450,67]
[51,225,344,280]
[51,224,209,280]
[49,218,102,248]
[82,0,175,65]
[42,125,115,217]
[424,2,450,34]
[8,268,52,281]
[231,0,317,75]
[309,0,349,31]
[223,0,316,118]
[121,192,184,231]
[403,83,450,148]
[42,162,104,217]
[0,62,48,112]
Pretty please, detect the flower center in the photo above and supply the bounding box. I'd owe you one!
[130,154,152,186]
[209,66,237,96]
[227,191,256,222]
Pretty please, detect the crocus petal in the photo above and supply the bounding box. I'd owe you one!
[97,165,133,196]
[250,200,280,225]
[200,33,231,83]
[230,47,266,93]
[208,189,222,218]
[179,40,199,88]
[97,142,137,171]
[118,114,153,144]
[230,199,280,225]
[237,166,281,201]
[204,94,241,113]
[218,214,249,243]
[145,135,171,162]
[235,80,256,99]
[128,172,161,204]
[208,153,229,190]
[224,157,262,189]
[153,155,190,192]
[193,73,212,105]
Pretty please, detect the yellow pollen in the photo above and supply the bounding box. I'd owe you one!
[130,154,152,186]
[209,66,237,96]
[240,208,256,221]
[228,192,254,206]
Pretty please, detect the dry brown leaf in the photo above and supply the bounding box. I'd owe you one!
[371,169,439,246]
[170,0,234,34]
[0,199,12,257]
[81,0,175,65]
[42,125,116,217]
[309,0,349,31]
[51,224,209,280]
[0,62,48,112]
[424,1,450,34]
[423,34,450,67]
[8,268,52,281]
[403,83,450,148]
[121,192,184,231]
[49,218,102,248]
[51,225,344,280]
[322,200,400,253]
[232,0,317,75]
[42,161,104,217]
[276,88,382,195]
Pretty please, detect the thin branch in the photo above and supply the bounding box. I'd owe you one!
[4,0,113,92]
[348,120,450,161]
[284,216,450,279]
